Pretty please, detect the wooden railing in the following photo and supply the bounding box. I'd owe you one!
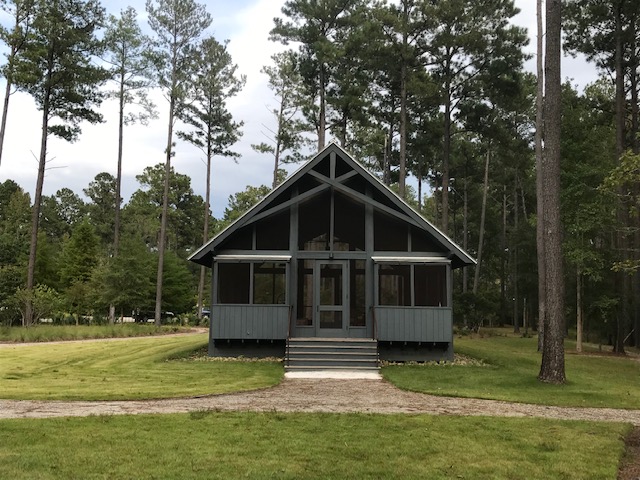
[375,306,452,343]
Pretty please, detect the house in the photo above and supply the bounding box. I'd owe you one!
[189,143,475,364]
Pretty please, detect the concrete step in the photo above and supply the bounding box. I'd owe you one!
[286,337,379,371]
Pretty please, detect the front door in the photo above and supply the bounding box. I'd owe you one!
[316,260,348,337]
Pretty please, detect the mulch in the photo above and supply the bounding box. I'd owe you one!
[620,426,640,480]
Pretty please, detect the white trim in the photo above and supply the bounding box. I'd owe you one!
[215,255,292,262]
[372,256,451,264]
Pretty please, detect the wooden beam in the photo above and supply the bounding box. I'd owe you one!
[245,183,329,225]
[307,170,423,229]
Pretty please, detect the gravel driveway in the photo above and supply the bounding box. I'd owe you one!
[1,377,639,424]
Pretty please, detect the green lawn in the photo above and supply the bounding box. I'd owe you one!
[383,333,640,409]
[0,324,193,342]
[0,413,629,480]
[0,334,283,400]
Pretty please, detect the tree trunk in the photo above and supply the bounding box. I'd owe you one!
[110,70,126,325]
[501,185,507,326]
[538,0,565,384]
[576,266,583,353]
[26,91,51,326]
[0,36,19,166]
[318,63,326,150]
[442,71,452,233]
[473,149,490,295]
[535,0,546,352]
[197,139,213,321]
[462,175,468,295]
[614,2,627,354]
[398,4,408,199]
[154,91,176,326]
[513,181,520,334]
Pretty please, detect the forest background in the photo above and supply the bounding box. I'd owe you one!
[0,0,638,361]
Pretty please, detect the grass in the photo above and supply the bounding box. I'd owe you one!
[0,324,194,342]
[0,334,283,400]
[383,332,640,409]
[0,413,629,480]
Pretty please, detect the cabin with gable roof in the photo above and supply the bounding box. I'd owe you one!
[189,143,475,368]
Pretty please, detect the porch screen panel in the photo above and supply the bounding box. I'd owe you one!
[334,193,365,251]
[378,264,411,306]
[298,190,331,251]
[218,263,250,304]
[253,262,286,304]
[255,211,289,250]
[374,211,408,251]
[350,260,366,326]
[296,260,313,326]
[414,265,447,307]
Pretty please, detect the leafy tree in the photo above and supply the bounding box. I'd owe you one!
[125,163,206,255]
[11,284,61,326]
[12,0,107,325]
[84,172,117,248]
[103,6,157,261]
[252,51,309,189]
[39,188,86,240]
[424,0,528,233]
[161,250,195,314]
[146,0,212,325]
[0,0,34,165]
[91,235,155,318]
[271,0,365,150]
[177,35,244,319]
[221,184,272,226]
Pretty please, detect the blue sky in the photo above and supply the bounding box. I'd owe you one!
[0,0,597,218]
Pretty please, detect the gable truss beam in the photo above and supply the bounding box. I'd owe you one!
[307,170,423,229]
[244,171,358,226]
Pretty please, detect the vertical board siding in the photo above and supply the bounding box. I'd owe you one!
[375,307,452,342]
[212,305,290,339]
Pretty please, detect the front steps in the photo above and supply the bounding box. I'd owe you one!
[286,338,379,371]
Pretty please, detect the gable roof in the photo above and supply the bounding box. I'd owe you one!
[189,142,475,268]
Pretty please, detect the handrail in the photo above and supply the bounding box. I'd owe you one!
[371,306,377,340]
[286,305,293,366]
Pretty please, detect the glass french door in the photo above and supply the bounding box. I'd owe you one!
[316,260,348,337]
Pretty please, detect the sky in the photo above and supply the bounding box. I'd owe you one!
[0,0,599,218]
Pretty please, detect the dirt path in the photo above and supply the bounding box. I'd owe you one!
[1,377,639,425]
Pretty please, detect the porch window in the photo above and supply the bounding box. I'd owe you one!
[218,263,250,304]
[414,265,447,307]
[296,260,313,325]
[378,264,411,306]
[253,262,286,304]
[377,263,448,307]
[218,261,287,305]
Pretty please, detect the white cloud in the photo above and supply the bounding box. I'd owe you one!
[0,0,601,218]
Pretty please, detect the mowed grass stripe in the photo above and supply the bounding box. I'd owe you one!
[0,413,629,480]
[383,334,640,409]
[0,334,283,400]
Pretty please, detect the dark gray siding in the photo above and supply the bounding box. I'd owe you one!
[212,305,290,339]
[375,306,452,343]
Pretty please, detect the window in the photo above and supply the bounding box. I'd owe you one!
[218,263,250,304]
[296,260,313,326]
[334,193,365,251]
[414,265,447,307]
[374,211,408,251]
[378,264,411,306]
[298,190,331,250]
[253,262,286,304]
[218,262,288,305]
[377,263,448,307]
[255,211,289,250]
